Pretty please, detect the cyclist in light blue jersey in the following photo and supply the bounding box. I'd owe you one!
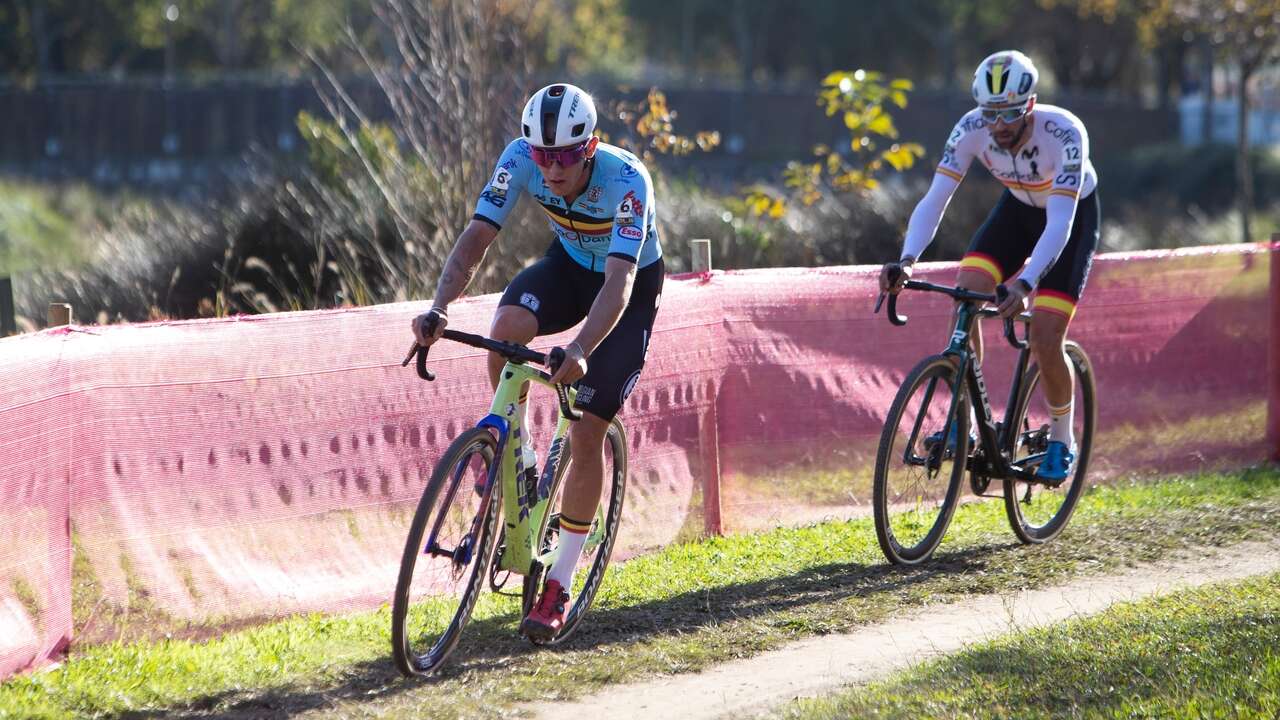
[477,132,663,272]
[411,83,663,642]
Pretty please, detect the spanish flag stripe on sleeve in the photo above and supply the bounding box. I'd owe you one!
[960,253,1004,284]
[936,166,964,182]
[1049,188,1080,199]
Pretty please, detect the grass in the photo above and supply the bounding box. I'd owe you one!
[1,466,1278,719]
[0,180,102,275]
[1096,399,1266,468]
[778,571,1280,719]
[8,579,41,636]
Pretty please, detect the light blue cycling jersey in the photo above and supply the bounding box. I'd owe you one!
[473,139,662,271]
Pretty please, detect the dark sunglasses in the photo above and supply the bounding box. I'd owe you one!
[980,104,1031,123]
[531,141,590,168]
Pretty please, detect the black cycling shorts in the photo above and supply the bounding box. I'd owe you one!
[961,189,1100,320]
[498,241,663,421]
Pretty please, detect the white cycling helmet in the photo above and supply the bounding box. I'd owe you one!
[520,83,597,148]
[972,51,1038,108]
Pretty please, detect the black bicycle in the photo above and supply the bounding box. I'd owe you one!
[870,279,1096,565]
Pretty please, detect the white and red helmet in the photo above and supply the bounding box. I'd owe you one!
[520,83,598,148]
[972,50,1038,108]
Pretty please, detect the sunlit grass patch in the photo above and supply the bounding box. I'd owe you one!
[2,467,1278,719]
[778,571,1280,720]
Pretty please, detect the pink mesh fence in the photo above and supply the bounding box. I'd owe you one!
[1,243,1275,678]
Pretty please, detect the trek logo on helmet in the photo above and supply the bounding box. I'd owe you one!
[987,60,1009,95]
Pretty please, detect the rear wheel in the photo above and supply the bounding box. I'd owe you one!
[522,419,628,644]
[873,355,970,565]
[391,427,501,676]
[1003,341,1095,543]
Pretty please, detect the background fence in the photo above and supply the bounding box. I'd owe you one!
[0,243,1275,679]
[0,79,1179,186]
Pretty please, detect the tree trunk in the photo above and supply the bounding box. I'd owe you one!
[1199,34,1214,145]
[681,1,694,77]
[1237,60,1255,244]
[31,0,50,78]
[219,0,243,69]
[732,0,753,87]
[1155,40,1186,111]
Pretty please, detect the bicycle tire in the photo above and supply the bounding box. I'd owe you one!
[1003,341,1095,543]
[873,354,970,565]
[391,426,501,676]
[522,418,628,644]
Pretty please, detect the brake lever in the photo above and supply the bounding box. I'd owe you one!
[400,342,419,367]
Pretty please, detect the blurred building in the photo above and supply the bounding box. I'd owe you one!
[1179,66,1280,146]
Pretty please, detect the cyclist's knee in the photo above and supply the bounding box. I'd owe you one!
[490,306,537,343]
[1029,313,1068,359]
[568,411,609,449]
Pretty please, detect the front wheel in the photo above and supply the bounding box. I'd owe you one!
[391,427,501,676]
[873,355,970,565]
[522,418,628,644]
[1003,341,1095,543]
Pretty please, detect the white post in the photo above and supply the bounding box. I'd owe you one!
[690,238,712,273]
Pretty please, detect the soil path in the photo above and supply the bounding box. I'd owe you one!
[527,539,1280,720]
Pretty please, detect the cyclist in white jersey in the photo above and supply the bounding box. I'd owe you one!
[880,50,1100,482]
[411,83,663,641]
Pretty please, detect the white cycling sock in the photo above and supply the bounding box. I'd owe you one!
[546,515,592,591]
[1047,400,1074,447]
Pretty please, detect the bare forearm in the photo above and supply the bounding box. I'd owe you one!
[573,277,631,354]
[431,225,493,308]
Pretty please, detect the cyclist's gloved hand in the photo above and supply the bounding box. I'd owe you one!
[548,341,588,386]
[996,280,1031,319]
[411,307,448,347]
[880,259,913,294]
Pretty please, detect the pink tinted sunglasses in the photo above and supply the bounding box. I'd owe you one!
[531,141,590,168]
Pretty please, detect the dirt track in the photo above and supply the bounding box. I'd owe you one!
[526,538,1280,720]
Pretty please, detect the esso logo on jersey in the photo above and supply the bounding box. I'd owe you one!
[617,225,643,241]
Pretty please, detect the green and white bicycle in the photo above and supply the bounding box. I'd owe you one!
[391,329,627,676]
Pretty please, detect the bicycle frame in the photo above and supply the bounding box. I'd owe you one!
[422,359,606,579]
[881,280,1049,486]
[943,302,1041,485]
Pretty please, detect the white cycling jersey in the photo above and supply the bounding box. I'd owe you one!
[938,103,1096,207]
[901,103,1099,288]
